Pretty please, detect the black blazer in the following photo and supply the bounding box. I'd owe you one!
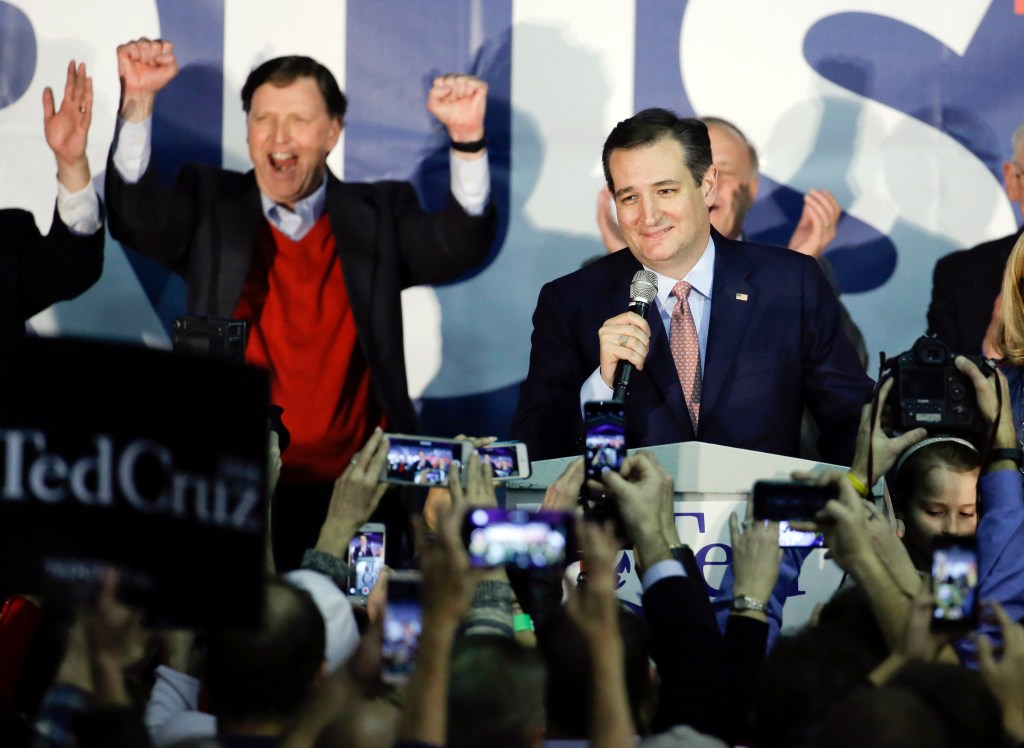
[512,230,873,464]
[0,206,104,336]
[928,229,1022,355]
[106,158,497,433]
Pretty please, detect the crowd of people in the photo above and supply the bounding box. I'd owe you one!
[5,28,1024,748]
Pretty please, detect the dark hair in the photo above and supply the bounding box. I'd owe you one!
[538,603,652,738]
[447,636,546,748]
[889,439,981,516]
[241,56,347,120]
[753,625,885,748]
[205,579,325,723]
[601,108,712,191]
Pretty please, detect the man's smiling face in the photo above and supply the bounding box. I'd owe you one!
[609,136,716,279]
[247,76,341,209]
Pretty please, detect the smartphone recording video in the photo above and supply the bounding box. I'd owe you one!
[777,521,825,548]
[347,523,386,602]
[382,571,422,685]
[584,400,626,481]
[462,508,575,569]
[931,537,979,630]
[476,441,531,481]
[381,435,471,486]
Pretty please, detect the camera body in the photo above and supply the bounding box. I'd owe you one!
[172,315,247,363]
[885,336,992,436]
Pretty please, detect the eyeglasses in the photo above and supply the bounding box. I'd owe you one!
[1012,161,1024,179]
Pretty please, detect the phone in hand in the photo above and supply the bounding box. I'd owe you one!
[476,441,531,481]
[930,536,979,631]
[583,400,626,482]
[347,523,386,603]
[752,480,838,522]
[462,508,576,569]
[381,570,423,685]
[777,521,826,548]
[381,434,472,486]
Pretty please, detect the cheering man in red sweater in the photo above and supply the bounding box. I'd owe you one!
[105,39,496,569]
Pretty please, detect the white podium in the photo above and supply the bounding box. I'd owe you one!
[506,441,849,632]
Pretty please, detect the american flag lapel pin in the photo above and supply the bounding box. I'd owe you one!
[735,292,749,301]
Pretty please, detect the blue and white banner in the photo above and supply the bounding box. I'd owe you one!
[3,0,1022,440]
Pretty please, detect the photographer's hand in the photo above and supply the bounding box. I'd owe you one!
[955,356,1016,452]
[849,377,927,489]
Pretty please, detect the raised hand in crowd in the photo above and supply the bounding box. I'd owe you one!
[397,468,477,747]
[596,450,675,568]
[787,188,841,259]
[812,469,923,650]
[116,38,178,121]
[424,435,497,528]
[314,428,390,558]
[955,355,1017,457]
[978,600,1024,743]
[34,571,152,748]
[728,507,783,623]
[43,60,93,192]
[567,521,637,748]
[869,578,954,685]
[426,74,488,150]
[848,377,928,490]
[540,456,584,512]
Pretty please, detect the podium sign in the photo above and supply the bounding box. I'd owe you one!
[0,337,270,626]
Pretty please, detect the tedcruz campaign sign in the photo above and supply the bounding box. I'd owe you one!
[0,337,269,627]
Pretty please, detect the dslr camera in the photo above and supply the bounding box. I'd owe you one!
[883,335,993,437]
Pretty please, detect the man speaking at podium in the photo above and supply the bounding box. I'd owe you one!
[513,109,871,465]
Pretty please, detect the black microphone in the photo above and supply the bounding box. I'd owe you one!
[612,269,658,401]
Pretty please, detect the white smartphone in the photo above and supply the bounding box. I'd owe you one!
[347,523,386,602]
[476,441,531,481]
[381,434,473,486]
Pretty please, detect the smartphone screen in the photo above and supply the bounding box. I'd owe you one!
[584,401,626,481]
[931,538,979,629]
[347,525,386,599]
[462,508,575,569]
[476,442,531,480]
[778,521,825,548]
[382,435,465,486]
[382,573,422,685]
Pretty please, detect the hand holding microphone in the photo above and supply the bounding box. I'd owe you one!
[598,270,657,397]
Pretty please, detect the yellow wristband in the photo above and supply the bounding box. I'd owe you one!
[846,472,869,497]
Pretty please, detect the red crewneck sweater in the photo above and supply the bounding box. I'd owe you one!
[233,214,385,483]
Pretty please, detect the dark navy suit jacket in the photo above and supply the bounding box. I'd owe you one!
[512,230,873,464]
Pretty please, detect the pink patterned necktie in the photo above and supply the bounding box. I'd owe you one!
[670,279,702,431]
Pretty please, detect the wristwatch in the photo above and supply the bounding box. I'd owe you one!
[731,594,768,614]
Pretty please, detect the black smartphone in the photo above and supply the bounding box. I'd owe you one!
[584,400,626,481]
[931,537,979,631]
[476,441,532,481]
[381,434,472,486]
[347,523,386,602]
[462,508,576,569]
[752,480,838,522]
[381,571,423,685]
